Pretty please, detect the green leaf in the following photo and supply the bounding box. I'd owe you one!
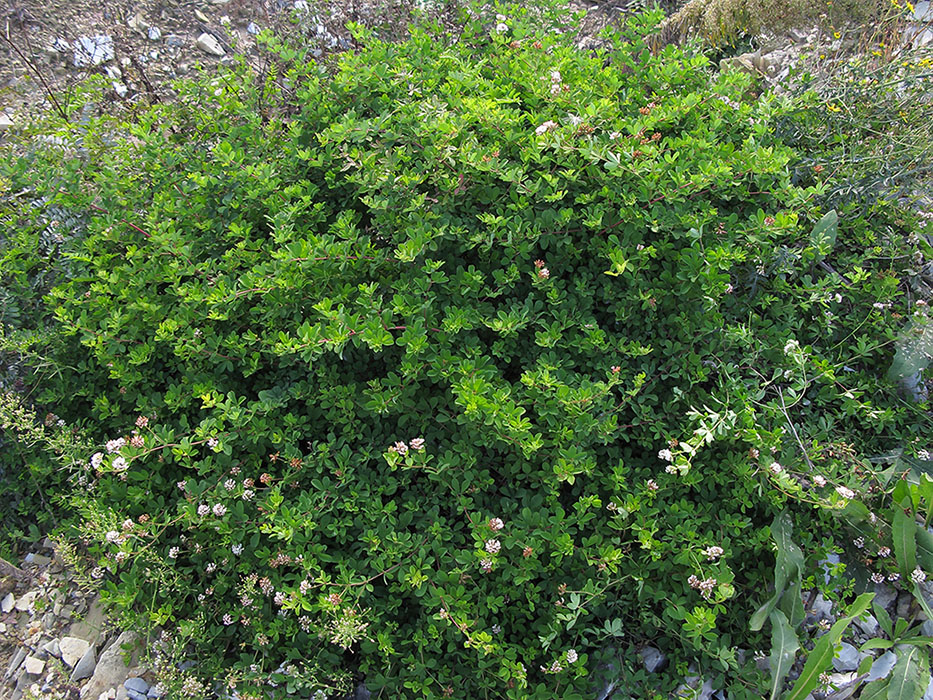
[751,512,804,631]
[886,645,929,700]
[893,508,918,580]
[810,209,838,258]
[769,609,799,700]
[860,679,890,700]
[784,593,874,700]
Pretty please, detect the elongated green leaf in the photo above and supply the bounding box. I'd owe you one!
[893,509,918,580]
[874,601,894,639]
[887,645,929,700]
[769,609,799,700]
[914,526,933,573]
[784,593,874,700]
[912,584,933,622]
[752,513,805,631]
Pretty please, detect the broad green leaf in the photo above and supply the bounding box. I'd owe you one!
[784,593,874,700]
[893,509,918,580]
[810,209,838,258]
[887,645,929,700]
[769,609,799,700]
[874,601,894,638]
[911,584,933,623]
[751,513,804,631]
[860,679,890,700]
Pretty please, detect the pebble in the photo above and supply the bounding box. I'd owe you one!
[59,636,91,668]
[852,613,881,637]
[195,9,210,22]
[23,656,44,675]
[6,647,27,677]
[125,677,149,694]
[1,592,13,612]
[247,22,260,35]
[73,36,114,67]
[147,27,162,42]
[294,0,310,11]
[165,35,184,48]
[196,33,225,56]
[114,83,128,98]
[41,639,61,658]
[14,591,38,612]
[127,12,149,36]
[23,553,51,566]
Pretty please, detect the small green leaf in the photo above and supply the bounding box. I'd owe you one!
[809,209,838,258]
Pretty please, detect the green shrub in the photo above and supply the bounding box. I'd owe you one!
[1,2,930,697]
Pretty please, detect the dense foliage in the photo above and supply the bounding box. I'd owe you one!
[1,2,931,697]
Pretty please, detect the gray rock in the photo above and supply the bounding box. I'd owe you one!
[23,656,45,675]
[293,0,310,11]
[127,691,147,700]
[71,644,97,681]
[832,642,861,672]
[165,35,184,48]
[867,651,897,681]
[897,591,913,619]
[853,613,881,637]
[147,27,162,42]
[59,636,91,668]
[0,592,13,612]
[127,13,149,36]
[196,33,225,57]
[24,552,51,566]
[247,22,260,35]
[73,36,114,67]
[41,639,60,658]
[354,684,372,700]
[819,554,841,586]
[913,1,932,20]
[641,645,667,673]
[822,671,861,699]
[81,631,139,700]
[147,685,165,698]
[923,619,933,637]
[6,647,26,678]
[125,677,149,694]
[874,584,898,612]
[14,590,38,611]
[0,113,14,132]
[807,592,835,625]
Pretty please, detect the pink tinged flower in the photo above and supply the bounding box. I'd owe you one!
[212,504,226,517]
[224,479,237,491]
[130,434,144,448]
[646,479,658,491]
[911,567,927,584]
[207,437,219,448]
[835,486,856,500]
[485,539,501,554]
[177,480,187,491]
[658,448,673,462]
[535,120,557,135]
[871,572,885,584]
[566,649,578,664]
[538,268,550,279]
[878,546,891,558]
[90,452,104,468]
[853,537,865,549]
[392,441,408,455]
[231,543,243,555]
[769,462,783,474]
[888,573,900,582]
[665,465,678,474]
[274,591,287,606]
[222,613,234,626]
[409,437,425,450]
[135,415,149,428]
[106,438,126,454]
[725,284,734,293]
[168,547,179,559]
[489,518,504,532]
[480,558,493,573]
[610,366,621,373]
[105,530,120,543]
[206,562,217,573]
[197,504,210,517]
[112,456,128,472]
[122,518,134,531]
[703,546,724,560]
[813,475,827,487]
[242,490,255,501]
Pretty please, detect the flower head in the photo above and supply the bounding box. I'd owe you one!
[703,546,724,561]
[90,452,104,468]
[112,456,128,472]
[485,539,501,554]
[835,485,856,500]
[566,649,578,664]
[489,518,504,531]
[911,567,927,584]
[813,475,827,487]
[212,504,227,517]
[658,448,673,462]
[410,437,425,451]
[535,120,558,135]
